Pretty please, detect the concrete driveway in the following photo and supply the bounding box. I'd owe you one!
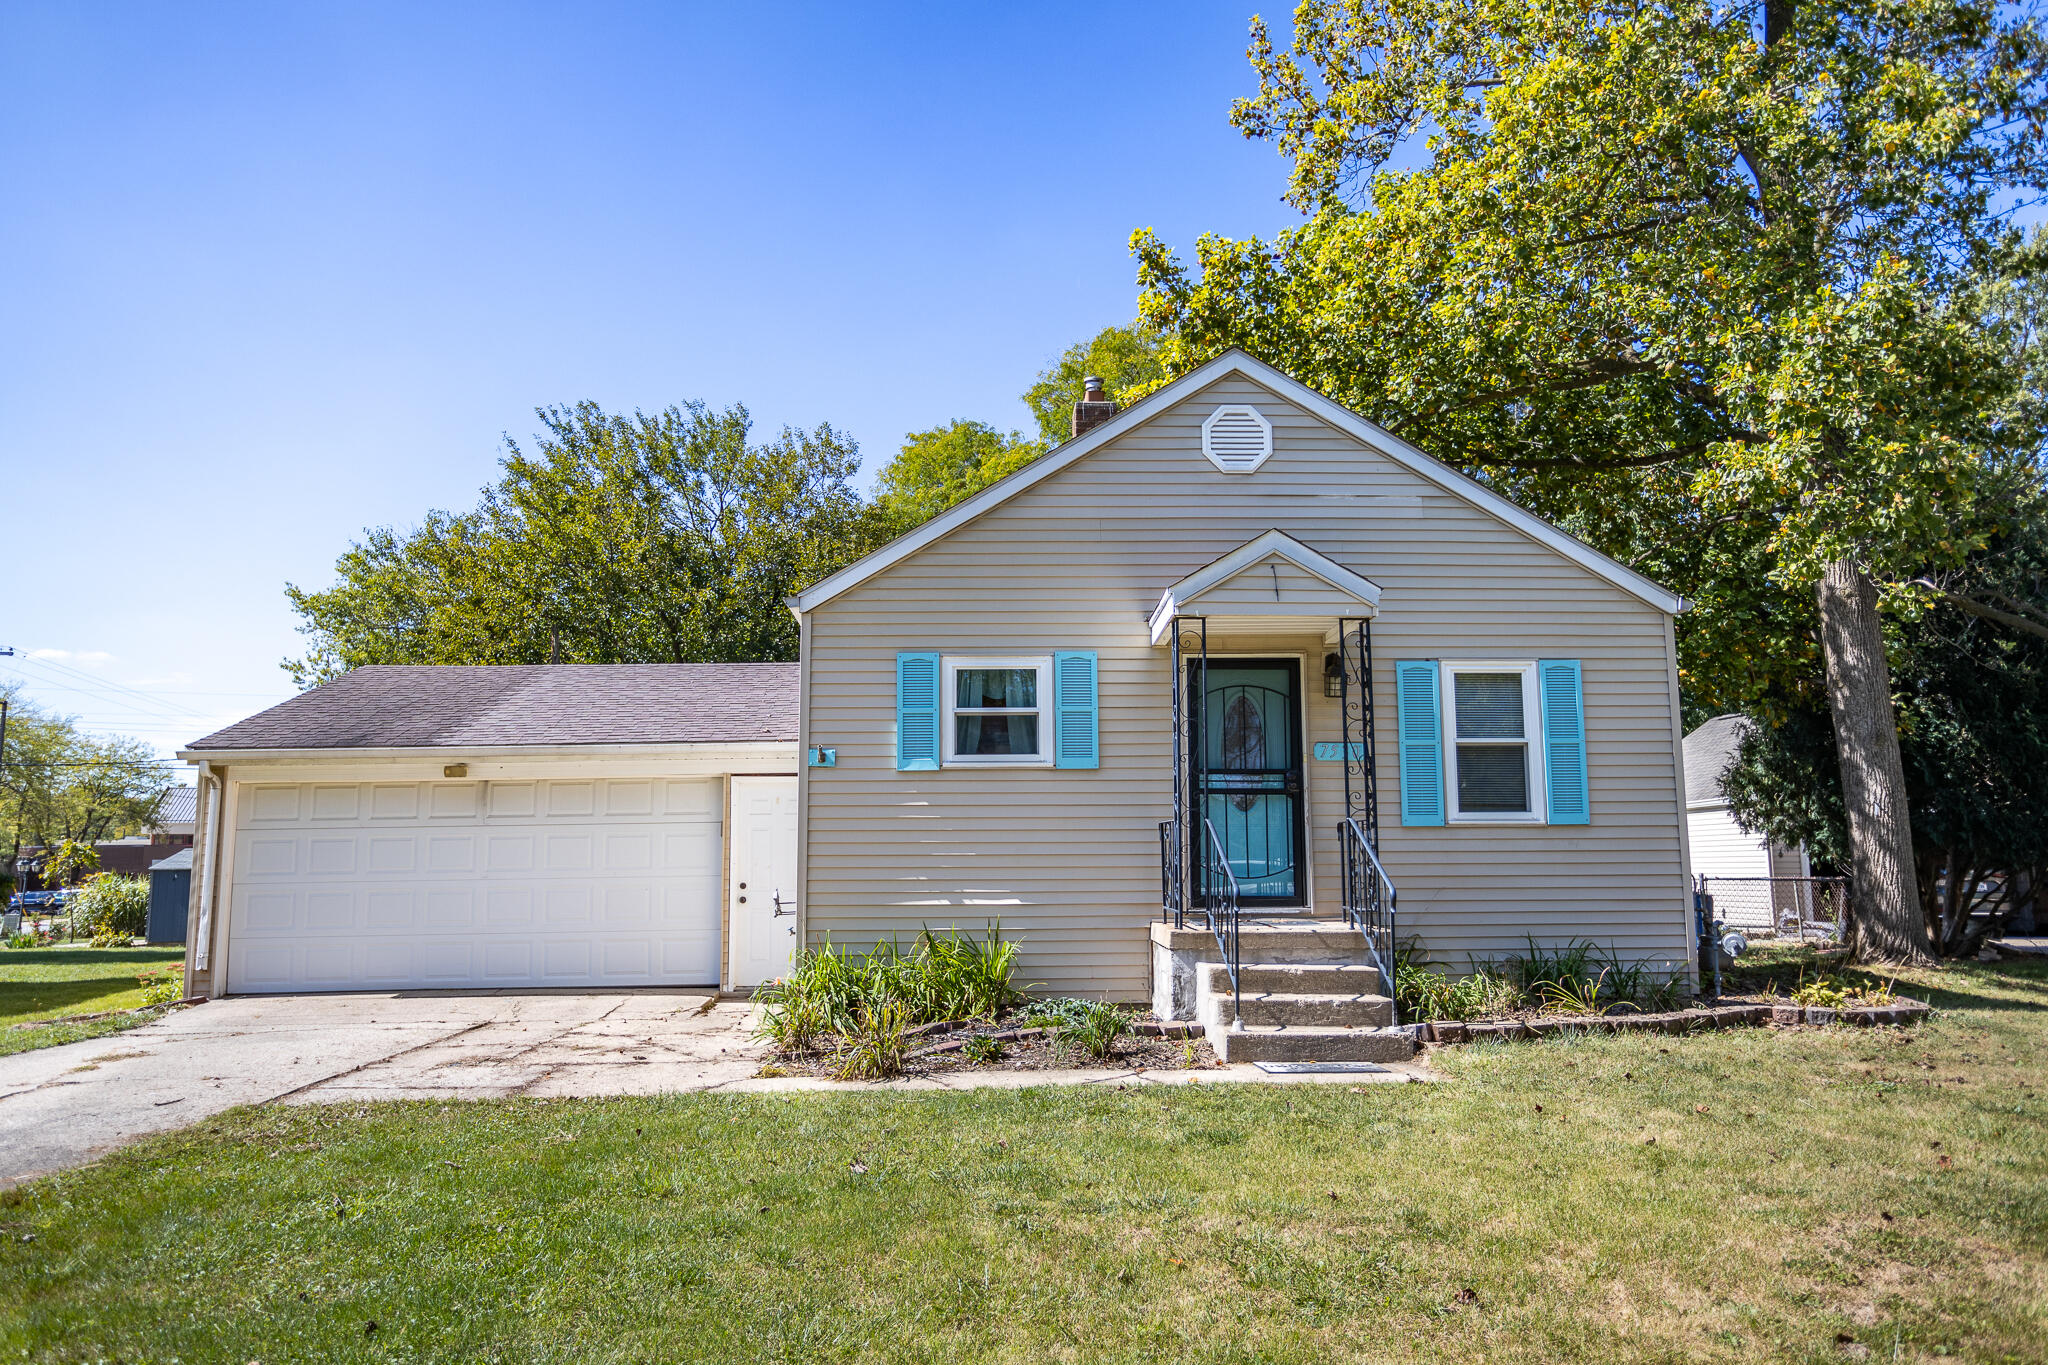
[0,990,762,1185]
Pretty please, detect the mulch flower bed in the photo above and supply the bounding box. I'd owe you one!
[1421,996,1930,1044]
[762,1016,1222,1081]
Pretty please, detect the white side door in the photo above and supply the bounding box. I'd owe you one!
[728,776,799,988]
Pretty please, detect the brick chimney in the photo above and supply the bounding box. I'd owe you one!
[1070,375,1117,440]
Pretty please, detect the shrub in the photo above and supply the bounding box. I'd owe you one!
[755,924,1028,1049]
[1394,962,1522,1022]
[1537,968,1610,1015]
[960,1033,1004,1065]
[72,874,149,947]
[137,964,184,1007]
[834,1002,909,1080]
[1048,1000,1129,1061]
[1790,974,1849,1009]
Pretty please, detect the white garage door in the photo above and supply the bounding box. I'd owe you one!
[224,776,722,993]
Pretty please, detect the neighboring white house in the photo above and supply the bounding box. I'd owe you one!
[1684,714,1815,931]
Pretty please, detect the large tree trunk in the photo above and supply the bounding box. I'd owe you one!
[1817,557,1936,964]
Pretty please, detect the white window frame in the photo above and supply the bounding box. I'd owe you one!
[1440,660,1547,824]
[941,655,1054,767]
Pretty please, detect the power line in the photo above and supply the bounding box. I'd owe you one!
[5,654,219,721]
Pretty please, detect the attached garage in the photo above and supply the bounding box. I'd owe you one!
[178,664,799,997]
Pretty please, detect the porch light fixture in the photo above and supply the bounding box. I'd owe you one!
[1323,652,1345,698]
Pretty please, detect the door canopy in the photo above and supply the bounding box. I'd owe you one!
[1148,530,1382,645]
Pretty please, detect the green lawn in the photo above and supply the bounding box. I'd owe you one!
[0,944,184,1057]
[1,959,2042,1364]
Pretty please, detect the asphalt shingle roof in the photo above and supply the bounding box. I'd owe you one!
[1682,713,1755,806]
[184,664,799,751]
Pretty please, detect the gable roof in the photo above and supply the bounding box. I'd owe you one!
[149,785,197,829]
[1683,713,1754,806]
[1148,529,1382,644]
[794,349,1685,616]
[180,664,799,754]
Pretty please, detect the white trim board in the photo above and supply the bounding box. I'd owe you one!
[789,349,1686,617]
[1148,529,1382,645]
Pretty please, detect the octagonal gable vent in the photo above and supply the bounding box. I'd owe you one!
[1202,405,1273,474]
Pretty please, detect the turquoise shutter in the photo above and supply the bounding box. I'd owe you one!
[896,652,941,771]
[1394,660,1444,826]
[1053,651,1099,769]
[1538,659,1589,824]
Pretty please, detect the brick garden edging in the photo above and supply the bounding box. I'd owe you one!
[1424,998,1930,1044]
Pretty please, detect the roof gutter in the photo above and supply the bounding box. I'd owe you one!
[176,739,799,764]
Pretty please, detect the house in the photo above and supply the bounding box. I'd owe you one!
[1683,713,1817,932]
[147,786,198,847]
[176,351,1698,1059]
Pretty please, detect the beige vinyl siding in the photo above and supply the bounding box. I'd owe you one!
[801,374,1690,998]
[1180,556,1372,615]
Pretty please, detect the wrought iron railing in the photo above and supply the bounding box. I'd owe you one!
[1340,817,1398,1025]
[1159,816,1244,1024]
[1157,819,1183,925]
[1198,817,1243,1026]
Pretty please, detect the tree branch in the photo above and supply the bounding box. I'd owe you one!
[1911,580,2048,639]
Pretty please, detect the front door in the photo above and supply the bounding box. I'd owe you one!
[1190,659,1306,906]
[728,776,799,988]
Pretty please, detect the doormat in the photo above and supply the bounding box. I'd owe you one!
[1251,1061,1390,1074]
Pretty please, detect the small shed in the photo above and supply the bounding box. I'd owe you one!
[147,848,192,944]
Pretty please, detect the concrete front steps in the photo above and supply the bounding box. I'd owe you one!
[1151,919,1414,1064]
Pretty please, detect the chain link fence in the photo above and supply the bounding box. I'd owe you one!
[1698,875,1848,942]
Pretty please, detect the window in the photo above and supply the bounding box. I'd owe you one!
[1442,662,1544,821]
[942,657,1052,765]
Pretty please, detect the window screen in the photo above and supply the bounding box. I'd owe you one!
[1453,670,1530,813]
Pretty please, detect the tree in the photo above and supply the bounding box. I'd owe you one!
[870,324,1167,523]
[1019,325,1165,447]
[1,685,171,880]
[1725,507,2048,953]
[1135,0,2048,964]
[286,401,893,684]
[872,420,1042,526]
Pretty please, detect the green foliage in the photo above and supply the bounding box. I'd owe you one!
[4,933,40,951]
[1724,500,2048,947]
[1393,962,1522,1022]
[71,874,148,947]
[44,840,101,888]
[832,1002,909,1080]
[284,401,894,684]
[1536,970,1611,1017]
[869,323,1165,526]
[872,420,1042,526]
[1048,1000,1130,1061]
[1136,0,2048,716]
[959,1033,1004,1065]
[1395,939,1694,1018]
[1019,324,1165,447]
[1789,975,1851,1010]
[754,925,1028,1049]
[1,688,173,854]
[136,964,183,1007]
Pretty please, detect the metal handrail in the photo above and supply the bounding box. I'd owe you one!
[1157,819,1183,925]
[1157,816,1242,1024]
[1198,817,1243,1026]
[1340,817,1398,1026]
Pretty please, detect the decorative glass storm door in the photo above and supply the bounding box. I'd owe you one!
[1190,659,1306,905]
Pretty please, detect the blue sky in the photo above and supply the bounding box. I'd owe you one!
[0,2,1299,769]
